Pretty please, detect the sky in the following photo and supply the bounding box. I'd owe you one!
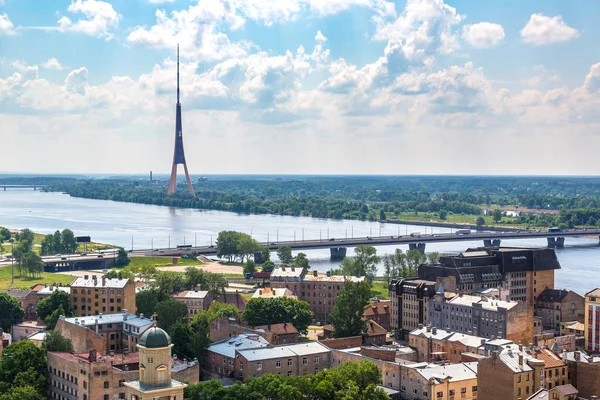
[1,0,600,175]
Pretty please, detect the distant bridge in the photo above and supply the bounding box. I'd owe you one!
[1,184,46,191]
[130,228,600,260]
[41,253,118,272]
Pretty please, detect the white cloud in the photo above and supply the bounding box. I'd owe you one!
[520,14,579,45]
[65,67,89,94]
[0,13,16,35]
[461,22,504,49]
[584,63,600,94]
[57,0,121,39]
[315,30,327,42]
[148,0,175,3]
[41,58,64,70]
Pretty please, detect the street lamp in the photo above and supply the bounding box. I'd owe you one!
[10,239,14,286]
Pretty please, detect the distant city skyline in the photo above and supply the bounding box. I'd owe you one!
[1,0,600,175]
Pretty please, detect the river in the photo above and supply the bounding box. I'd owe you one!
[0,190,597,294]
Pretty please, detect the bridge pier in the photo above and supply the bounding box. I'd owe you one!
[409,243,426,254]
[547,237,565,248]
[330,247,347,261]
[483,239,501,247]
[254,252,265,264]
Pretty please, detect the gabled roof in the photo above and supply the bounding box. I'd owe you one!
[536,288,570,303]
[207,334,269,359]
[364,300,390,317]
[585,288,600,298]
[554,384,578,396]
[407,362,478,383]
[254,323,298,335]
[366,320,387,336]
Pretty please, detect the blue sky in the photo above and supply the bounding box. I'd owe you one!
[1,0,600,175]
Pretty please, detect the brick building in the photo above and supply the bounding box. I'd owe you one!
[70,276,136,317]
[47,350,198,400]
[428,285,534,345]
[206,334,270,378]
[535,289,584,333]
[1,288,38,320]
[251,287,296,299]
[585,288,600,354]
[210,317,299,345]
[565,350,600,399]
[55,312,154,354]
[236,342,330,381]
[418,247,561,306]
[172,290,212,315]
[478,344,570,400]
[400,362,478,400]
[363,299,391,330]
[213,291,248,312]
[270,267,365,322]
[527,384,579,400]
[389,278,436,339]
[10,320,46,342]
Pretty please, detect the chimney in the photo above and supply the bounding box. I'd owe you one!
[281,266,285,271]
[313,270,318,277]
[99,313,102,319]
[102,277,106,286]
[518,354,523,366]
[519,343,523,351]
[89,350,97,362]
[418,323,423,329]
[140,313,144,319]
[123,314,128,321]
[123,309,127,314]
[326,271,331,277]
[574,351,581,361]
[95,319,99,333]
[481,339,486,346]
[492,351,498,359]
[291,266,295,272]
[84,275,89,280]
[259,290,262,295]
[92,275,97,280]
[432,327,437,335]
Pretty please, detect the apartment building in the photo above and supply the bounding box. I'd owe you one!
[251,287,296,299]
[206,334,270,378]
[11,320,46,341]
[1,288,39,320]
[270,267,365,322]
[428,285,534,345]
[210,317,299,345]
[408,326,512,363]
[55,312,154,354]
[70,276,136,317]
[363,299,391,330]
[535,289,584,333]
[172,290,212,315]
[478,344,570,400]
[565,350,600,399]
[585,288,600,354]
[389,278,436,339]
[400,362,478,400]
[47,350,198,400]
[236,342,330,381]
[418,247,560,306]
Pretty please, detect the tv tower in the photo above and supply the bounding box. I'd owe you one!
[168,44,195,196]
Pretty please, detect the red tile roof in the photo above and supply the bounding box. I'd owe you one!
[363,300,391,317]
[255,323,298,335]
[366,320,387,336]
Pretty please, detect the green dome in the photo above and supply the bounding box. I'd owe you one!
[139,326,171,348]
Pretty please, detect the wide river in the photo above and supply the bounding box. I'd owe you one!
[1,191,597,294]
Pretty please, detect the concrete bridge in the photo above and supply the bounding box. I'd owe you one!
[41,253,118,272]
[131,228,600,260]
[1,184,46,191]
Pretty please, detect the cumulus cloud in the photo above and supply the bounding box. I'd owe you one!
[41,58,64,70]
[461,22,504,49]
[315,30,327,42]
[0,13,16,35]
[148,0,175,3]
[520,14,579,45]
[56,0,121,39]
[584,63,600,93]
[65,67,89,94]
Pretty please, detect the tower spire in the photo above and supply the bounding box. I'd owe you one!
[177,43,180,104]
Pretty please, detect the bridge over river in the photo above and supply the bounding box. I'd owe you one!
[131,228,600,261]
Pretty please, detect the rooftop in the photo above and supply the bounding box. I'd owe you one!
[270,267,305,279]
[363,300,390,317]
[0,289,31,299]
[366,320,387,336]
[251,288,296,299]
[303,274,365,282]
[565,322,584,332]
[71,277,130,289]
[208,334,269,359]
[585,288,600,298]
[407,362,478,383]
[447,293,519,311]
[172,290,210,299]
[254,323,298,335]
[63,313,154,330]
[37,286,70,296]
[237,341,329,362]
[536,288,571,303]
[124,379,187,392]
[496,345,566,373]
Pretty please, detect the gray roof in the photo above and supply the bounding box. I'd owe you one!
[124,379,186,392]
[0,289,31,299]
[37,286,70,296]
[208,334,269,359]
[410,327,455,341]
[238,341,329,362]
[407,362,478,383]
[448,294,518,311]
[64,313,153,331]
[71,277,130,288]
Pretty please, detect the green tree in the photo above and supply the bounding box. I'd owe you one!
[18,229,35,246]
[261,260,275,273]
[61,229,77,254]
[202,272,229,297]
[52,230,63,253]
[243,259,256,275]
[156,298,189,332]
[476,216,485,228]
[0,341,47,397]
[379,209,386,220]
[237,234,260,262]
[277,246,293,264]
[170,321,194,360]
[426,251,440,264]
[20,251,44,278]
[340,245,379,282]
[136,287,169,318]
[42,330,74,352]
[439,209,448,220]
[216,231,239,262]
[116,247,130,267]
[242,297,313,334]
[260,246,271,263]
[184,267,205,289]
[40,234,55,256]
[188,312,211,361]
[293,252,310,269]
[0,227,11,242]
[36,290,71,322]
[492,209,502,223]
[0,293,24,331]
[44,305,71,330]
[154,271,186,293]
[330,280,372,338]
[104,268,134,280]
[208,302,239,320]
[0,383,46,400]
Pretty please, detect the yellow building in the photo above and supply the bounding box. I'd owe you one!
[124,325,187,400]
[584,288,600,354]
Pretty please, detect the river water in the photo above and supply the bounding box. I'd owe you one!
[0,190,598,294]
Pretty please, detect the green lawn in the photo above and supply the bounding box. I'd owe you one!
[0,266,74,290]
[127,256,203,269]
[371,281,390,300]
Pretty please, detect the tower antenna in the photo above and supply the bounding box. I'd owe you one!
[177,43,180,104]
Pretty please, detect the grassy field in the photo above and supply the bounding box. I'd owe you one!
[0,266,74,290]
[127,256,203,269]
[388,212,537,230]
[371,281,389,300]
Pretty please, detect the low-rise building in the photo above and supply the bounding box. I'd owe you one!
[236,342,330,381]
[27,331,47,347]
[11,320,46,342]
[527,384,579,400]
[36,285,70,300]
[172,290,212,315]
[565,350,600,400]
[389,278,436,339]
[48,349,198,400]
[478,344,570,400]
[70,275,136,317]
[534,288,584,333]
[55,312,154,354]
[0,331,12,356]
[364,320,389,346]
[206,334,270,378]
[1,288,38,320]
[209,317,299,345]
[400,362,478,400]
[251,287,296,299]
[428,285,533,345]
[585,288,600,354]
[364,299,391,331]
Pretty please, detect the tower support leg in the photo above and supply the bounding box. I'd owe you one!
[168,164,178,195]
[183,163,196,197]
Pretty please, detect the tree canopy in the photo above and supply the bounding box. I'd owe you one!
[36,290,71,322]
[0,293,24,331]
[340,245,379,282]
[216,231,260,262]
[42,330,74,353]
[242,297,313,334]
[330,280,372,338]
[0,341,47,399]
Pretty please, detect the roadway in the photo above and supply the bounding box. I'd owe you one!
[0,252,117,267]
[130,228,600,257]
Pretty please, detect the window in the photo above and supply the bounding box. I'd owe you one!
[104,395,109,400]
[239,362,243,370]
[461,388,466,394]
[314,356,319,364]
[518,388,521,396]
[517,374,521,383]
[276,360,281,368]
[303,357,308,365]
[148,357,154,364]
[257,362,262,371]
[449,390,455,395]
[288,359,293,366]
[437,392,443,398]
[104,382,109,389]
[472,386,477,392]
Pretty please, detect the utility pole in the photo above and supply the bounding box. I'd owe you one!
[320,230,322,242]
[194,233,197,247]
[302,228,304,241]
[168,235,171,249]
[370,228,372,237]
[294,231,296,242]
[352,226,353,238]
[131,236,133,251]
[267,232,270,243]
[379,225,382,237]
[345,229,347,240]
[277,229,279,242]
[327,227,329,239]
[151,238,154,253]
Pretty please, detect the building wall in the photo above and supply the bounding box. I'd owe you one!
[574,361,600,399]
[528,269,554,305]
[240,351,329,381]
[55,319,106,354]
[317,336,362,349]
[330,348,401,391]
[70,279,136,317]
[477,356,520,400]
[506,303,534,346]
[11,323,44,342]
[585,292,600,353]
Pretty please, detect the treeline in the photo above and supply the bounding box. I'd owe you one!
[40,229,77,255]
[184,359,390,400]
